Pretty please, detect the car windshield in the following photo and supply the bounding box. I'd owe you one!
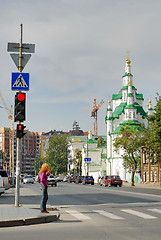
[25,175,32,178]
[111,176,121,179]
[49,175,54,178]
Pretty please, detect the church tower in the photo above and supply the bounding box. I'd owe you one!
[105,55,152,180]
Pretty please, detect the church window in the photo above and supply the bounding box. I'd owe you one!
[123,92,126,101]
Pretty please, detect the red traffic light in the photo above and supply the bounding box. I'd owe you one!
[18,125,22,131]
[14,92,26,122]
[16,124,26,139]
[17,93,25,101]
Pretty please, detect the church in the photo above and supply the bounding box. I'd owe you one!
[105,56,153,182]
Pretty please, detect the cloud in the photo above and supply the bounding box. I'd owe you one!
[0,0,161,134]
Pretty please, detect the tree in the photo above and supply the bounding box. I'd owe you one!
[114,124,142,186]
[97,136,106,147]
[147,94,161,161]
[33,156,44,174]
[46,134,69,175]
[74,149,82,175]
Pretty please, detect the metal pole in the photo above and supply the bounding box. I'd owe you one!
[15,24,23,207]
[15,137,20,206]
[19,24,23,72]
[87,134,89,176]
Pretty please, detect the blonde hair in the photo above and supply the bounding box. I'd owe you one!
[39,163,50,175]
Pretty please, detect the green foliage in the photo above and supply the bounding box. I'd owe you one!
[114,123,142,186]
[33,156,44,174]
[97,136,107,147]
[46,134,69,175]
[147,94,161,161]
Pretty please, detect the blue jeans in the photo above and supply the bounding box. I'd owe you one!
[40,185,48,212]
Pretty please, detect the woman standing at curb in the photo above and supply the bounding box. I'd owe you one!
[39,163,51,213]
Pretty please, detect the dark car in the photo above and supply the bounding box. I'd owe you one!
[75,176,84,184]
[68,176,76,183]
[47,174,57,187]
[107,175,122,187]
[82,176,94,185]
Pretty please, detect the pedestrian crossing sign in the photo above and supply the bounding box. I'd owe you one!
[11,72,29,91]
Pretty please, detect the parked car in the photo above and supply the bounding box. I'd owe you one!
[99,176,104,186]
[63,176,69,182]
[99,176,108,187]
[0,168,10,190]
[82,176,94,185]
[0,175,5,195]
[68,176,76,183]
[23,175,34,184]
[107,175,122,187]
[47,174,57,187]
[75,176,84,184]
[55,174,65,182]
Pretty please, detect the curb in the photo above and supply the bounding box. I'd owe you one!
[0,213,60,228]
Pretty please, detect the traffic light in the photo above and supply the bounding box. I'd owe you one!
[14,92,26,122]
[16,124,26,139]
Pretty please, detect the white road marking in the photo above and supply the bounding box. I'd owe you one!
[93,210,124,219]
[148,208,161,214]
[121,209,157,219]
[65,210,91,220]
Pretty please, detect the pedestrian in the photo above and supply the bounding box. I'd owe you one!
[39,163,51,213]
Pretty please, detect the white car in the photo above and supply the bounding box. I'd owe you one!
[0,175,5,195]
[23,175,34,184]
[0,169,10,190]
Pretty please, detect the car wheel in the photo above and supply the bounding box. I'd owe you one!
[119,185,122,187]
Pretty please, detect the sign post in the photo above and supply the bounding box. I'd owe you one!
[8,24,35,207]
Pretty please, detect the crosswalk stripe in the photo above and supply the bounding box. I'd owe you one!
[93,210,124,219]
[65,210,91,220]
[121,209,157,219]
[148,208,161,214]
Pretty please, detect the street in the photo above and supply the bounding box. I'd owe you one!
[1,182,161,240]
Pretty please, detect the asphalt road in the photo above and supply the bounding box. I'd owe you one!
[1,182,161,240]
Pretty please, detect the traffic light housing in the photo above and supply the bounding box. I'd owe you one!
[16,124,26,139]
[14,92,26,122]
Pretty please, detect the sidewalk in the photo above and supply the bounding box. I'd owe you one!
[0,204,60,228]
[123,182,161,189]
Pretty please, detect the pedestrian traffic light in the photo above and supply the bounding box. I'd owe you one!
[14,92,26,122]
[16,124,26,139]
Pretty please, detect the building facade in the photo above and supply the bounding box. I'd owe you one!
[141,147,160,184]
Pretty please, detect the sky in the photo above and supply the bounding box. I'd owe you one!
[0,0,161,135]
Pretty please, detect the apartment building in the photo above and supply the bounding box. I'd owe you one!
[0,127,41,175]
